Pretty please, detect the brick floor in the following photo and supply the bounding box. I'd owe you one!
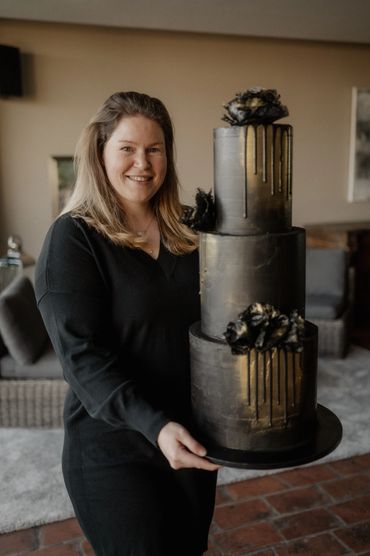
[2,453,370,555]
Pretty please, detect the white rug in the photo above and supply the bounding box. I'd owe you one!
[1,345,370,534]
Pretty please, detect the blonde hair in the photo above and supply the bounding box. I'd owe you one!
[61,91,198,255]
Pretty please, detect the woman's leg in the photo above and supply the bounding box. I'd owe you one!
[62,425,217,555]
[172,467,218,554]
[64,461,195,556]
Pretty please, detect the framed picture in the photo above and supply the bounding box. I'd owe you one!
[348,88,370,202]
[50,156,75,217]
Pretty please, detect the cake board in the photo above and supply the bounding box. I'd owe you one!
[204,404,342,470]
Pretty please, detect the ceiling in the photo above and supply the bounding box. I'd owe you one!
[1,0,370,45]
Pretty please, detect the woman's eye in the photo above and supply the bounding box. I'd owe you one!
[148,147,161,153]
[120,146,133,152]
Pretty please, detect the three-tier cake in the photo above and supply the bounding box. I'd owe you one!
[189,88,342,468]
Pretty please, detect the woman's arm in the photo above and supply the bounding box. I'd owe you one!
[35,214,170,446]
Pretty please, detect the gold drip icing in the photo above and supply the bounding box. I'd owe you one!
[275,126,282,193]
[243,347,303,428]
[246,350,251,405]
[287,126,293,197]
[269,350,273,426]
[243,126,249,218]
[252,125,258,175]
[263,351,267,403]
[292,350,296,407]
[243,124,292,206]
[277,348,281,404]
[283,349,288,424]
[255,352,259,421]
[262,125,267,183]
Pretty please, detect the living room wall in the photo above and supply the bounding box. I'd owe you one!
[1,19,370,259]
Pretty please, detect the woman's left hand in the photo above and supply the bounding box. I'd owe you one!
[157,421,220,471]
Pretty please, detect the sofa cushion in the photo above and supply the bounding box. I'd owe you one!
[0,341,63,379]
[306,249,348,298]
[306,294,345,319]
[0,276,48,365]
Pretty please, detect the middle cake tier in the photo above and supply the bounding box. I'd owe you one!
[200,227,306,339]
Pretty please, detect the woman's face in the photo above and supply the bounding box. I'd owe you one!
[103,115,167,209]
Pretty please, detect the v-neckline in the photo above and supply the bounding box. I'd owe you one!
[140,238,162,262]
[139,240,177,279]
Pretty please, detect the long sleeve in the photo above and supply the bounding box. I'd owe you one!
[35,214,170,446]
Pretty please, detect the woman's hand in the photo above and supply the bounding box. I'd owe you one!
[157,421,220,471]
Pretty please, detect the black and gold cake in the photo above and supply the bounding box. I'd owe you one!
[189,88,341,468]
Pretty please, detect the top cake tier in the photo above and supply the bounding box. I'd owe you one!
[214,123,292,235]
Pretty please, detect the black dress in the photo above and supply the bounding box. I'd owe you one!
[35,213,217,556]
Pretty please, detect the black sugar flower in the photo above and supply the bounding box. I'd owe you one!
[181,189,216,232]
[222,87,289,126]
[223,302,304,354]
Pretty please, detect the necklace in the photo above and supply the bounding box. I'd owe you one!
[134,214,155,238]
[132,214,157,256]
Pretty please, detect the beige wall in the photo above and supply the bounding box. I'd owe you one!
[1,19,370,258]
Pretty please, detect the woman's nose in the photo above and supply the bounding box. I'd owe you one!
[133,150,150,169]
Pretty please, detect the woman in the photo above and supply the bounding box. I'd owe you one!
[35,91,219,556]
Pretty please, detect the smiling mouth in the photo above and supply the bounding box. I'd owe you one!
[127,175,153,182]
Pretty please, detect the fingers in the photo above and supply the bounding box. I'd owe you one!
[177,426,207,457]
[157,421,221,471]
[171,448,220,471]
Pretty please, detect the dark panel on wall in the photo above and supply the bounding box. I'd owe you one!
[0,45,23,97]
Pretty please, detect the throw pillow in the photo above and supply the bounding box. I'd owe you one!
[0,276,48,364]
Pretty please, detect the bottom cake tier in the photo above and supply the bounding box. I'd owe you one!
[189,321,319,453]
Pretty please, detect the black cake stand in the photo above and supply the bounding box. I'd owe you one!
[205,404,342,470]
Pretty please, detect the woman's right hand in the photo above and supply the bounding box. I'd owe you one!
[157,421,220,471]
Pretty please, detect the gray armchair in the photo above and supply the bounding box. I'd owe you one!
[0,275,66,427]
[306,248,353,358]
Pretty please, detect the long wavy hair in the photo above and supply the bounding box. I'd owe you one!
[61,91,198,254]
